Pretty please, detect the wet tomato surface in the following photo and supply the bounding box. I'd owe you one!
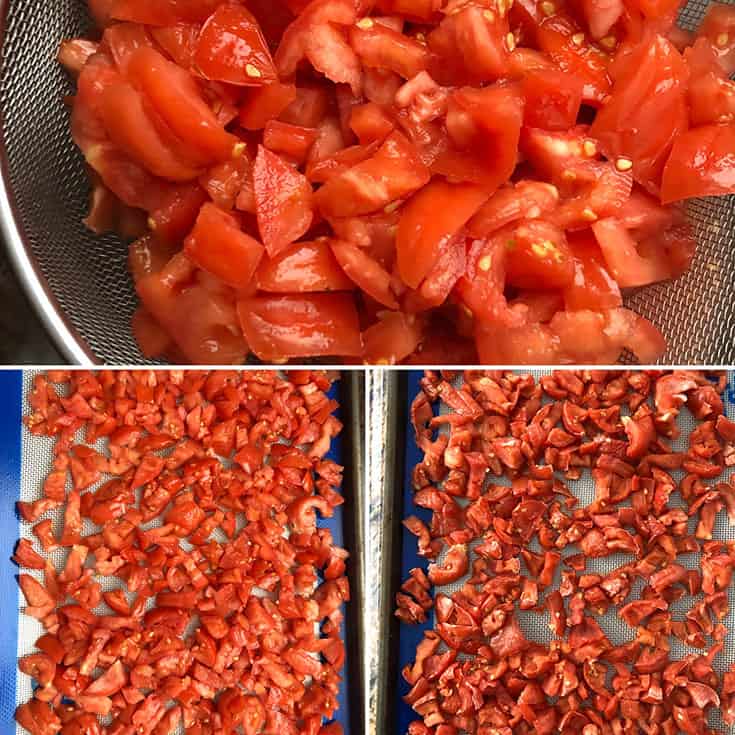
[15,370,348,735]
[61,0,735,364]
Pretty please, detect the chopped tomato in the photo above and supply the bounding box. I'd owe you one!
[102,22,153,74]
[110,0,221,25]
[150,23,200,68]
[397,179,489,288]
[660,124,735,203]
[476,322,561,364]
[350,21,430,79]
[374,0,441,21]
[563,231,622,311]
[521,68,582,131]
[253,146,314,256]
[697,3,735,75]
[686,40,735,127]
[237,294,362,360]
[405,231,466,311]
[239,82,298,131]
[184,203,264,289]
[194,4,277,86]
[199,154,251,211]
[581,0,625,39]
[362,311,424,364]
[263,121,318,164]
[330,240,399,308]
[256,240,354,292]
[149,184,208,244]
[505,219,575,289]
[349,102,395,145]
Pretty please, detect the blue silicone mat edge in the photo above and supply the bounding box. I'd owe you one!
[0,370,22,728]
[396,371,435,735]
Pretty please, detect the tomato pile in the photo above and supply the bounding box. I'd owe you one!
[399,370,735,734]
[60,1,735,364]
[14,370,349,735]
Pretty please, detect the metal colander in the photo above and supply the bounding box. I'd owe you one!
[0,1,733,366]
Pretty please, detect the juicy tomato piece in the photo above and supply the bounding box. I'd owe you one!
[102,22,153,73]
[520,126,597,185]
[436,84,523,187]
[405,231,466,311]
[237,294,362,360]
[330,240,399,308]
[194,4,277,86]
[350,21,431,79]
[126,47,239,163]
[505,220,575,289]
[128,234,178,283]
[263,121,318,163]
[111,0,221,25]
[661,123,735,203]
[686,40,735,127]
[255,240,354,292]
[314,132,430,218]
[132,307,173,358]
[374,0,442,21]
[581,0,625,39]
[615,185,676,237]
[697,3,735,75]
[590,34,688,192]
[521,68,582,131]
[89,0,116,28]
[627,0,682,21]
[476,322,561,364]
[253,146,314,256]
[397,179,489,288]
[200,154,252,210]
[239,82,298,130]
[150,23,200,68]
[350,102,395,145]
[184,203,264,289]
[362,312,424,364]
[99,81,201,181]
[563,230,622,311]
[280,85,332,128]
[149,184,208,244]
[307,141,380,183]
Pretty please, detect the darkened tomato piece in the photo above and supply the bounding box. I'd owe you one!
[362,312,424,364]
[505,219,575,289]
[239,82,298,130]
[150,23,200,68]
[111,0,221,25]
[184,203,264,289]
[194,4,277,86]
[253,145,314,256]
[397,179,490,288]
[697,3,735,75]
[563,230,622,311]
[330,240,399,308]
[255,240,354,292]
[660,123,735,203]
[521,68,582,131]
[590,34,688,192]
[237,294,362,360]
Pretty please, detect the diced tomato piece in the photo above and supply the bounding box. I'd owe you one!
[563,231,622,311]
[263,121,318,164]
[103,22,153,73]
[686,40,735,127]
[194,4,277,86]
[239,82,298,131]
[253,146,314,256]
[200,154,252,211]
[697,3,735,75]
[505,219,575,289]
[405,231,466,311]
[255,239,353,293]
[184,203,264,289]
[150,23,200,68]
[128,234,178,283]
[315,132,430,218]
[374,0,442,21]
[476,322,561,364]
[397,179,489,288]
[521,68,582,131]
[237,294,362,360]
[126,47,239,163]
[350,103,395,145]
[350,21,431,79]
[615,186,676,237]
[307,141,380,183]
[590,34,688,191]
[132,307,173,359]
[581,0,625,39]
[330,240,399,308]
[280,85,331,128]
[111,0,221,25]
[627,0,682,21]
[362,312,424,364]
[660,123,735,203]
[149,184,208,244]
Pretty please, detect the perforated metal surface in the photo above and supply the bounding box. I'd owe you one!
[0,2,733,365]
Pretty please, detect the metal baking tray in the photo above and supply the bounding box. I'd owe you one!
[3,369,364,735]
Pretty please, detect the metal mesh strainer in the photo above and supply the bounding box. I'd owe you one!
[0,1,733,365]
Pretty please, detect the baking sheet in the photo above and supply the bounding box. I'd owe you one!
[8,370,356,734]
[394,369,735,734]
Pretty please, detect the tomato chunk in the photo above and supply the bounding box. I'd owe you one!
[330,239,399,308]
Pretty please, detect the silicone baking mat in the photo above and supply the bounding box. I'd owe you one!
[396,370,735,734]
[6,370,351,734]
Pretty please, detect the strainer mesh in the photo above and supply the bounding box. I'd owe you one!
[0,1,733,364]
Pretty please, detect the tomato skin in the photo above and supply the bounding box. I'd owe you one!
[194,4,277,86]
[405,231,466,311]
[237,294,363,360]
[397,179,489,288]
[563,231,622,311]
[150,23,200,68]
[102,22,153,74]
[350,103,395,145]
[184,203,264,289]
[350,22,431,80]
[199,155,251,211]
[239,82,297,131]
[253,145,314,258]
[660,124,735,203]
[697,3,735,75]
[505,220,575,289]
[148,184,208,245]
[590,34,688,191]
[314,132,430,218]
[330,240,399,308]
[263,121,318,164]
[362,312,423,364]
[110,0,221,25]
[686,40,735,127]
[521,68,582,131]
[476,322,561,364]
[374,0,441,21]
[255,240,354,292]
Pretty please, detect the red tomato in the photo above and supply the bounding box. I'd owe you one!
[590,34,688,191]
[256,240,354,292]
[102,22,152,73]
[200,154,251,211]
[253,146,314,256]
[686,40,735,127]
[239,82,298,130]
[184,203,264,289]
[660,124,735,203]
[314,132,430,218]
[350,21,431,79]
[581,0,624,40]
[111,0,221,25]
[149,184,208,244]
[563,231,622,311]
[627,0,682,21]
[397,179,489,289]
[237,294,362,360]
[374,0,441,21]
[697,3,735,75]
[476,322,561,364]
[132,307,172,358]
[349,102,395,145]
[126,47,239,163]
[521,68,582,131]
[330,240,399,308]
[263,121,318,164]
[405,231,466,311]
[150,23,200,68]
[362,312,424,364]
[505,219,575,289]
[194,4,277,86]
[306,141,380,183]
